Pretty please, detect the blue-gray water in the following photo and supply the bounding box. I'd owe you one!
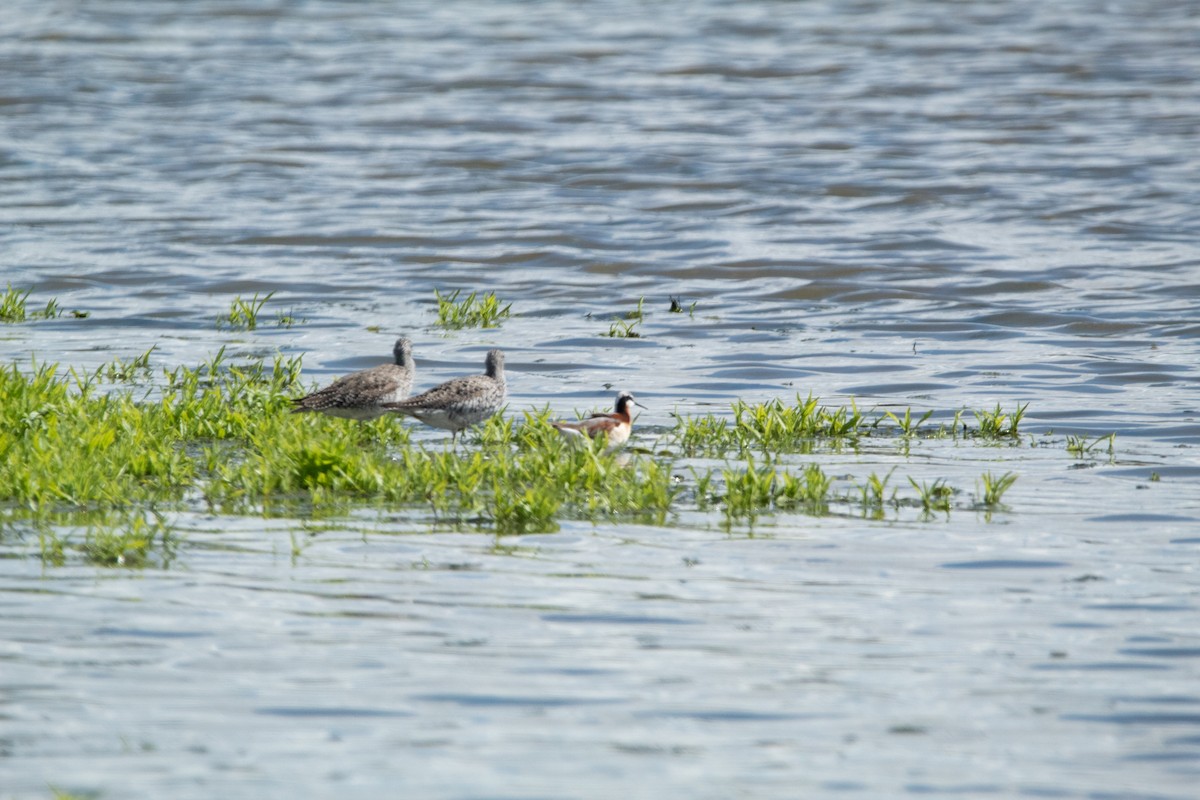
[3,1,1199,798]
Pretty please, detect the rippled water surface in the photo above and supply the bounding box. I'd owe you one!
[3,1,1200,798]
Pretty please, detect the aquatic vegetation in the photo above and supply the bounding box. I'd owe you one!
[275,304,305,328]
[1,284,62,323]
[49,788,92,800]
[31,510,178,569]
[604,297,644,338]
[884,407,934,437]
[81,511,178,568]
[1,351,1087,567]
[218,291,274,331]
[774,462,832,513]
[491,486,562,534]
[99,345,157,383]
[734,394,861,447]
[1066,433,1115,458]
[0,352,302,565]
[435,289,512,329]
[974,402,1028,439]
[671,413,735,456]
[721,458,777,521]
[858,468,898,518]
[978,471,1019,508]
[684,395,868,454]
[203,406,677,532]
[720,457,831,522]
[674,397,1045,458]
[908,477,955,515]
[668,296,697,316]
[605,318,641,338]
[276,311,298,327]
[484,419,680,530]
[689,467,716,510]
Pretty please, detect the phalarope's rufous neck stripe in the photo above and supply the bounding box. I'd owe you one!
[552,390,644,449]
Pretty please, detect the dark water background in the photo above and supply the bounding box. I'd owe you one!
[3,1,1199,797]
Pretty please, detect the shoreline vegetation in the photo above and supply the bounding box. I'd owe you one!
[3,346,1087,571]
[0,288,1111,569]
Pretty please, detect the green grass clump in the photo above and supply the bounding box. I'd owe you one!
[97,345,157,383]
[1,284,62,323]
[604,297,644,338]
[435,289,512,329]
[672,395,868,456]
[0,352,683,562]
[0,362,188,509]
[1066,433,1115,458]
[719,457,831,523]
[858,468,898,518]
[0,350,304,565]
[472,420,683,530]
[672,396,1045,458]
[605,318,641,338]
[737,394,860,445]
[909,477,955,515]
[974,402,1028,439]
[205,410,678,533]
[2,352,1056,566]
[978,471,1018,508]
[50,788,97,800]
[204,415,412,512]
[884,407,934,437]
[671,414,734,456]
[275,307,303,328]
[218,292,274,331]
[81,511,178,568]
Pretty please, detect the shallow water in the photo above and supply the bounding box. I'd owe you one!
[3,1,1200,797]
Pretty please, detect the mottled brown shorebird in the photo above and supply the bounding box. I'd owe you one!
[552,390,645,450]
[383,349,506,443]
[290,337,415,420]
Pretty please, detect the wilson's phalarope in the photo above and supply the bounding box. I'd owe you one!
[383,348,506,442]
[552,390,645,449]
[290,337,414,420]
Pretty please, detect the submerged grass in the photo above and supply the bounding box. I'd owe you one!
[718,457,831,523]
[1066,433,1115,458]
[204,410,678,533]
[672,396,1043,457]
[858,468,898,519]
[885,407,934,437]
[435,289,512,329]
[219,292,274,331]
[604,297,644,338]
[909,477,955,515]
[99,345,157,383]
[671,394,868,455]
[0,352,301,565]
[974,402,1028,439]
[1,284,63,323]
[979,471,1019,507]
[1,351,1081,567]
[0,355,677,563]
